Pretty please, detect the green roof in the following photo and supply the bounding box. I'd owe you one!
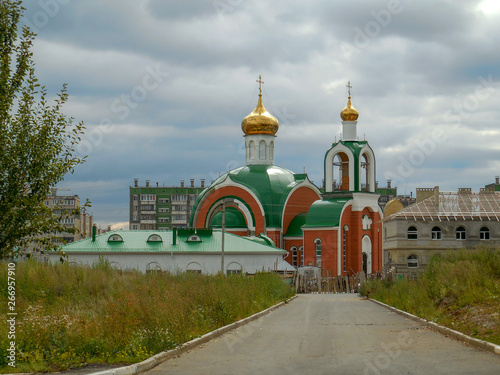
[60,229,285,254]
[284,213,307,237]
[209,207,247,228]
[191,165,309,228]
[303,198,349,228]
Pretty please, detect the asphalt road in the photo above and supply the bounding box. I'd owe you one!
[146,294,500,375]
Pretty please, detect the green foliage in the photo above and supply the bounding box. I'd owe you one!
[361,247,500,345]
[0,1,86,258]
[0,261,295,373]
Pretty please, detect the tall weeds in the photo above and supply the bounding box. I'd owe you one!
[0,260,294,373]
[360,247,500,345]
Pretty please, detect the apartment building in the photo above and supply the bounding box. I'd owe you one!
[129,179,206,230]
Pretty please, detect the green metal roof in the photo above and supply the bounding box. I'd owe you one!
[191,164,309,228]
[303,198,350,228]
[60,229,285,254]
[284,213,307,237]
[244,234,276,247]
[209,207,247,228]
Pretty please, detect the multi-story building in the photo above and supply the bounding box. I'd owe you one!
[43,188,94,243]
[382,184,500,278]
[129,179,206,230]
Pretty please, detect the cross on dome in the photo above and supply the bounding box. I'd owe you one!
[346,81,352,97]
[256,75,264,95]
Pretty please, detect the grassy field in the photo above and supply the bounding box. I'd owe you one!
[360,247,500,345]
[0,259,295,373]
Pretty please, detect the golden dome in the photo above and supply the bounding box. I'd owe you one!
[340,96,359,121]
[340,81,359,121]
[241,93,279,136]
[384,198,404,217]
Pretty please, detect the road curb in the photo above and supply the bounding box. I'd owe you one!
[89,295,298,375]
[369,298,500,357]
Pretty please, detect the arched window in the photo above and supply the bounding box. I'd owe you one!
[259,140,266,160]
[270,141,274,160]
[291,246,297,266]
[147,234,162,242]
[456,226,466,240]
[431,227,442,240]
[146,262,161,274]
[108,234,123,242]
[299,246,304,266]
[314,238,322,267]
[480,227,490,240]
[248,140,255,160]
[407,226,418,240]
[226,262,242,275]
[186,262,202,274]
[407,255,418,268]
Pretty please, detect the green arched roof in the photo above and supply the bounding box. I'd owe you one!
[209,207,247,229]
[191,164,311,228]
[284,213,307,237]
[303,198,350,228]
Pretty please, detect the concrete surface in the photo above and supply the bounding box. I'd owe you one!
[145,294,500,375]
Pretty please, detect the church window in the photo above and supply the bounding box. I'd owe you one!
[249,140,255,160]
[456,226,466,240]
[431,227,442,240]
[407,226,418,240]
[259,140,266,160]
[270,141,274,160]
[314,238,322,267]
[407,255,418,268]
[362,215,372,230]
[291,246,297,266]
[299,246,304,266]
[480,227,490,240]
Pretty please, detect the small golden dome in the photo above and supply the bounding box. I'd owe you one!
[340,81,359,121]
[384,198,404,217]
[241,93,279,136]
[340,96,359,121]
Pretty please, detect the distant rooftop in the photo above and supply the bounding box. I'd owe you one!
[383,191,500,222]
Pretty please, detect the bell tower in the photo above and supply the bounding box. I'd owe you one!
[324,82,376,193]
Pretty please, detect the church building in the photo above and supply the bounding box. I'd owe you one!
[190,78,383,275]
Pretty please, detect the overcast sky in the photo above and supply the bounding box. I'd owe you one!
[20,0,500,229]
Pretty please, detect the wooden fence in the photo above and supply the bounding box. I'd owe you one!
[292,263,395,294]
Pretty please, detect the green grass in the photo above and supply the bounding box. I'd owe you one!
[360,247,500,345]
[0,259,295,373]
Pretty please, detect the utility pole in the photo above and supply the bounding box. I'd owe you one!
[221,200,225,275]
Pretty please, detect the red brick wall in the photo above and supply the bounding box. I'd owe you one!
[303,229,338,273]
[282,187,321,235]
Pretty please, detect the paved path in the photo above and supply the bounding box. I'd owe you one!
[146,294,500,375]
